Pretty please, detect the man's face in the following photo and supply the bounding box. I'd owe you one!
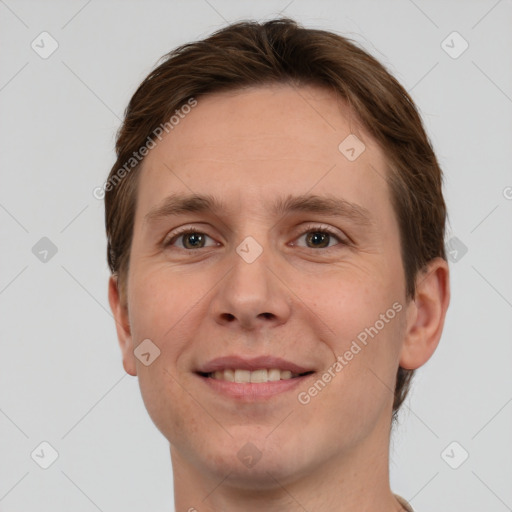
[114,84,409,484]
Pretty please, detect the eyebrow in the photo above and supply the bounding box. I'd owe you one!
[144,192,374,228]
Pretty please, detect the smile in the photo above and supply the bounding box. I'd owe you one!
[196,370,315,401]
[202,368,314,383]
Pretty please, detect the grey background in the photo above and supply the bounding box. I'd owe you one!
[1,0,511,510]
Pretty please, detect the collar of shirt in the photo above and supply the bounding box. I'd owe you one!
[394,494,414,511]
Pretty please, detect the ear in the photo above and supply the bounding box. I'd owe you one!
[108,275,137,376]
[400,257,450,370]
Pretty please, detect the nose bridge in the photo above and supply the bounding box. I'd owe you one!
[230,231,273,305]
[210,226,290,328]
[230,212,272,272]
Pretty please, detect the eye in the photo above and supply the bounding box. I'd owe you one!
[163,224,349,251]
[163,227,218,250]
[293,225,348,250]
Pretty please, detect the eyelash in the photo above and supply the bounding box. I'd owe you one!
[163,224,349,251]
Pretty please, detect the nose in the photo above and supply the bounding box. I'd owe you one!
[208,240,292,331]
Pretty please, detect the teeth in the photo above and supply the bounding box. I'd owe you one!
[208,368,301,383]
[268,368,281,381]
[235,369,251,383]
[250,369,267,383]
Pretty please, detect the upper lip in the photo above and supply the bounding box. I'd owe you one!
[196,355,315,374]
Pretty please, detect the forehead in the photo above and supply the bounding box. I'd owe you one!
[149,84,379,164]
[135,83,392,223]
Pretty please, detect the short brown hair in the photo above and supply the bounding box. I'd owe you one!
[104,18,447,419]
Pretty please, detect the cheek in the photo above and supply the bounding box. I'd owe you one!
[301,265,399,341]
[297,318,403,451]
[299,269,403,409]
[127,288,191,430]
[136,362,203,447]
[128,264,193,341]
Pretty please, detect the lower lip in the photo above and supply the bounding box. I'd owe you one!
[197,373,314,400]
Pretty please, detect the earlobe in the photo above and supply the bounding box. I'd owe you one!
[399,257,450,370]
[108,275,137,376]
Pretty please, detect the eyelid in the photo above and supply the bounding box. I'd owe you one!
[295,222,348,240]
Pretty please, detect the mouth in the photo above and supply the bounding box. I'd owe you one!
[194,355,316,400]
[197,369,315,383]
[195,369,316,401]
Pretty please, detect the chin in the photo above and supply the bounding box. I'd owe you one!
[200,432,310,490]
[215,456,302,491]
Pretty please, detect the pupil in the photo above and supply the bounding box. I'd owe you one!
[185,233,204,248]
[308,232,328,248]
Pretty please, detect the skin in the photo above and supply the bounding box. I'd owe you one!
[108,84,450,512]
